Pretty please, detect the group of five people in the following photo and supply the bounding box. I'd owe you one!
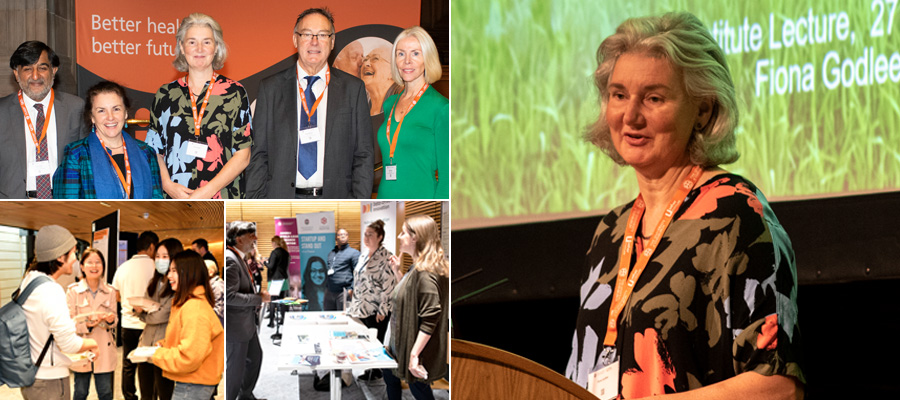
[1,8,449,200]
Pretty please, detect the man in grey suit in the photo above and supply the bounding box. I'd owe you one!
[246,7,374,199]
[225,221,269,400]
[0,40,85,199]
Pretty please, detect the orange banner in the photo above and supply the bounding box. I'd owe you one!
[76,0,420,93]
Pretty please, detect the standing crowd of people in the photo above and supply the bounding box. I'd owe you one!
[11,226,225,400]
[226,214,449,400]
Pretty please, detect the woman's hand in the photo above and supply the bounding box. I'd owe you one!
[155,339,165,347]
[132,305,144,314]
[163,180,194,199]
[376,313,385,323]
[85,317,99,328]
[409,354,428,379]
[188,183,218,199]
[104,312,116,324]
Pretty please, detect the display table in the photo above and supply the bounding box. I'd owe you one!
[278,311,397,400]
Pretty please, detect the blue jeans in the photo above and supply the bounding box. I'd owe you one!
[172,382,216,400]
[383,368,435,400]
[73,372,113,400]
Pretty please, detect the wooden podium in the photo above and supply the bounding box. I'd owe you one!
[451,339,598,399]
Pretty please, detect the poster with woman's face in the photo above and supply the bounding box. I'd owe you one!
[334,37,399,115]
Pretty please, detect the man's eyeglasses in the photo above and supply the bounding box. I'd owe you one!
[295,31,334,41]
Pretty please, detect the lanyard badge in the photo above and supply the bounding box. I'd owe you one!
[384,83,429,181]
[186,73,217,158]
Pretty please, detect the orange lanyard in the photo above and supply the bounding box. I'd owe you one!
[386,83,429,164]
[18,90,55,153]
[297,66,330,126]
[95,132,132,199]
[603,165,704,347]
[187,73,217,137]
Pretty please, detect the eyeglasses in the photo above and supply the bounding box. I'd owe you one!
[295,31,333,42]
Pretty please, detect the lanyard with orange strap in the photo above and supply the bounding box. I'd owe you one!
[603,165,704,347]
[296,66,330,127]
[383,83,428,181]
[17,89,55,154]
[187,73,217,137]
[589,165,703,398]
[95,132,132,199]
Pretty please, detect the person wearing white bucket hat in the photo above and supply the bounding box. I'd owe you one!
[17,225,98,400]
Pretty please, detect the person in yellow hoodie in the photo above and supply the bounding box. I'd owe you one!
[151,250,224,399]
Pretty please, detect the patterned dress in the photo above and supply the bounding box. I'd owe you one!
[146,74,252,199]
[567,173,805,398]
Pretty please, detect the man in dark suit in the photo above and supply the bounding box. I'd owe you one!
[225,221,269,400]
[0,40,85,199]
[247,7,374,199]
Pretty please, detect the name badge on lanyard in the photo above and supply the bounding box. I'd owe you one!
[299,126,320,144]
[384,165,397,181]
[32,160,52,176]
[186,140,208,158]
[385,83,429,182]
[186,73,216,159]
[587,347,619,400]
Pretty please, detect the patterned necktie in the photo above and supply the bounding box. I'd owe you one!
[298,75,320,180]
[34,103,51,199]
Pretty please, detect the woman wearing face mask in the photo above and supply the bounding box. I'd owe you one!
[302,256,327,311]
[52,80,163,199]
[152,250,224,398]
[66,248,118,400]
[134,238,182,400]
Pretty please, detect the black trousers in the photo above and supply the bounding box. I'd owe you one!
[138,362,174,400]
[225,332,263,400]
[361,313,390,342]
[121,328,141,400]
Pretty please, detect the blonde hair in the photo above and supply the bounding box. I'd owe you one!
[405,215,448,277]
[587,12,739,167]
[390,26,442,86]
[271,236,288,251]
[173,13,228,72]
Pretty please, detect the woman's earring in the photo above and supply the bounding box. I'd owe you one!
[91,124,96,133]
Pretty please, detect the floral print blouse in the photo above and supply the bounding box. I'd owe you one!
[567,173,805,398]
[146,74,252,199]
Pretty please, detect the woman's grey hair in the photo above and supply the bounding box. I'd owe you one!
[172,13,228,72]
[588,11,739,167]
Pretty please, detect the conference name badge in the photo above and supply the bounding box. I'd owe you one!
[587,359,619,400]
[299,127,320,144]
[385,165,397,181]
[32,160,52,176]
[186,140,208,158]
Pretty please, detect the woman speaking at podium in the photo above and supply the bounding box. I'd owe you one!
[566,12,805,400]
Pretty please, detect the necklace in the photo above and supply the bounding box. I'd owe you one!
[105,142,124,150]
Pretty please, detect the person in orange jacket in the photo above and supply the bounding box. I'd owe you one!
[151,250,224,399]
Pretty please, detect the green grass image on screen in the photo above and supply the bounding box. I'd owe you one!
[451,0,900,227]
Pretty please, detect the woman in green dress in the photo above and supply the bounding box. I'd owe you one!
[376,27,449,199]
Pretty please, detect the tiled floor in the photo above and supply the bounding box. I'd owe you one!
[0,346,225,400]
